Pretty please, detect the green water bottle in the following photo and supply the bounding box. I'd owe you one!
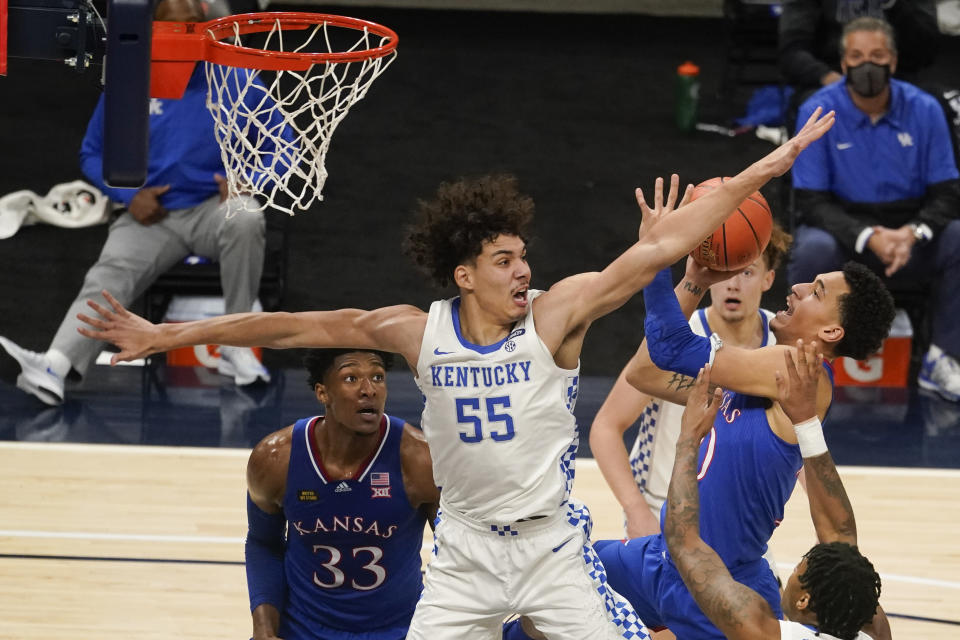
[675,61,700,132]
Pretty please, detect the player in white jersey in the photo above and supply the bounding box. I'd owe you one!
[76,110,836,639]
[590,223,792,538]
[664,345,890,640]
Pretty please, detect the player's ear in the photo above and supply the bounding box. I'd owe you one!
[795,591,811,612]
[314,383,328,405]
[761,268,775,292]
[453,264,473,291]
[817,323,844,346]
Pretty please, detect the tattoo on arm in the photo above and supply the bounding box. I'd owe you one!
[664,439,702,545]
[665,438,772,637]
[667,372,697,392]
[682,280,704,297]
[674,546,770,635]
[806,453,858,541]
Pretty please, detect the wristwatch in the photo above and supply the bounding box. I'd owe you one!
[909,223,933,244]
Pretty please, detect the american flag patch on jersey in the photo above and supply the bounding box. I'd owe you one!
[370,472,390,486]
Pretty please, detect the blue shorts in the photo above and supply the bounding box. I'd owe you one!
[596,535,782,640]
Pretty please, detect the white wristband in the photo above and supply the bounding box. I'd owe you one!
[708,333,724,366]
[794,417,828,458]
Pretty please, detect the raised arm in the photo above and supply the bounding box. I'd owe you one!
[775,342,892,640]
[535,108,835,344]
[624,258,729,405]
[663,366,781,640]
[77,290,428,368]
[775,341,856,545]
[589,367,660,537]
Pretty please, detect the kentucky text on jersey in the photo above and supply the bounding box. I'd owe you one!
[429,360,532,388]
[290,516,398,539]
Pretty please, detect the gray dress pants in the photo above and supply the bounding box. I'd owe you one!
[51,194,265,376]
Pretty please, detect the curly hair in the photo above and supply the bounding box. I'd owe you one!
[800,542,881,640]
[304,349,393,388]
[761,222,792,272]
[403,174,535,288]
[834,261,896,360]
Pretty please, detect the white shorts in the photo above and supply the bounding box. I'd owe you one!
[407,500,649,640]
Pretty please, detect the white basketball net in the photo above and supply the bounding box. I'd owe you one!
[204,19,397,216]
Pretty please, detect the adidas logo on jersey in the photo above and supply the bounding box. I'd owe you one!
[334,481,352,493]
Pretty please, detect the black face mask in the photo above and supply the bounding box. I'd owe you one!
[845,62,891,98]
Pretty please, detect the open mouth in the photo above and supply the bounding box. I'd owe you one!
[779,297,796,317]
[512,287,529,306]
[723,296,742,310]
[357,407,380,419]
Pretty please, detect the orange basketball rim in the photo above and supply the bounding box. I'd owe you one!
[151,12,399,99]
[149,12,399,216]
[1,0,8,76]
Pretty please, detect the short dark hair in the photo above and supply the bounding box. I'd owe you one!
[834,261,895,360]
[403,174,535,288]
[841,16,898,57]
[800,542,881,640]
[303,349,393,388]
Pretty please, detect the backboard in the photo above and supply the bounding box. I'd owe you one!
[2,0,153,187]
[102,0,152,188]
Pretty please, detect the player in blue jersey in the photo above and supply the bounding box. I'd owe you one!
[590,247,895,637]
[244,348,439,640]
[590,223,792,539]
[664,348,890,640]
[78,109,835,639]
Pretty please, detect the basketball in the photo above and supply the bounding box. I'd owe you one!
[688,176,772,271]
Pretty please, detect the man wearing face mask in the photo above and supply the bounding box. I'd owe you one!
[788,16,960,400]
[778,0,940,92]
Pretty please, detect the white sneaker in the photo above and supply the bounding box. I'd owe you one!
[0,336,65,406]
[918,344,960,402]
[218,346,271,386]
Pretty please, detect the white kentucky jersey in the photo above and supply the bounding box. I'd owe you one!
[629,308,776,515]
[779,620,872,640]
[415,291,580,524]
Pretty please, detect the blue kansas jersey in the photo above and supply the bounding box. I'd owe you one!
[660,362,835,569]
[281,414,426,639]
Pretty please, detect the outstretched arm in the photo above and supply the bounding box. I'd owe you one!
[664,366,781,640]
[77,290,428,367]
[536,108,835,346]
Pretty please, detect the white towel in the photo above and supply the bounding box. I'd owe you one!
[0,180,111,239]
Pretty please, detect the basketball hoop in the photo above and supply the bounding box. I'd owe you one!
[151,13,398,215]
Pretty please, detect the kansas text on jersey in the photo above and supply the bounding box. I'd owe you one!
[281,414,426,638]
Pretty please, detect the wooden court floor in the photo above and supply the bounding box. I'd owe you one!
[1,441,957,639]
